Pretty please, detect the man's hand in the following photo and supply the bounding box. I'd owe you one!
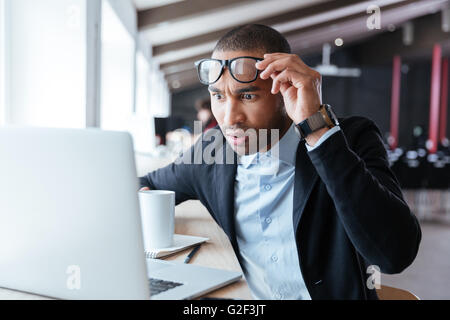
[140,187,150,191]
[256,53,327,146]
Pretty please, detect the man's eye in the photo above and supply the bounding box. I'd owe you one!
[213,94,224,100]
[242,94,256,100]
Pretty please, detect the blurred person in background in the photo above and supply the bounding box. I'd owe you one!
[195,98,218,132]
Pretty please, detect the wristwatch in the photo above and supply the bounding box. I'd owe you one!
[295,104,339,140]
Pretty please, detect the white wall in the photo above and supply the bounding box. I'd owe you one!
[6,0,87,128]
[137,32,152,63]
[149,60,171,118]
[106,0,137,39]
[99,0,161,153]
[0,0,6,126]
[100,0,135,132]
[132,52,155,152]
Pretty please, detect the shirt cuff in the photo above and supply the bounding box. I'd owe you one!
[305,126,341,152]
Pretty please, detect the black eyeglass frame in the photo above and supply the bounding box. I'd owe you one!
[194,56,264,85]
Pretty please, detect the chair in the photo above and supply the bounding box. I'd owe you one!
[376,285,420,300]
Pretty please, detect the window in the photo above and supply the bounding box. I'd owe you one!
[131,51,155,153]
[100,0,135,133]
[4,0,87,128]
[1,0,166,154]
[135,52,149,116]
[150,65,171,118]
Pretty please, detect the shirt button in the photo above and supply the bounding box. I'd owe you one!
[274,292,283,299]
[265,217,272,224]
[264,184,272,191]
[271,255,278,262]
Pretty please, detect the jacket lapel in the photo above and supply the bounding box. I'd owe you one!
[293,142,319,233]
[214,139,238,246]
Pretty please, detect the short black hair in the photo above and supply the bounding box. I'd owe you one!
[213,24,291,55]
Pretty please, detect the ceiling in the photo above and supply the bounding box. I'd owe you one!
[133,0,184,11]
[134,0,450,92]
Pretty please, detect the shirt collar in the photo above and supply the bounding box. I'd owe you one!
[238,122,298,169]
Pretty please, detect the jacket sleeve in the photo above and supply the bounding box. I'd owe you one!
[307,118,422,274]
[139,145,200,205]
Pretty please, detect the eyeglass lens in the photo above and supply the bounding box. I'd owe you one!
[199,60,223,84]
[198,58,259,84]
[230,58,259,82]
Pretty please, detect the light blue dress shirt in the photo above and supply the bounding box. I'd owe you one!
[234,123,341,300]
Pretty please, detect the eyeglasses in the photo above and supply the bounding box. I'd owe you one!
[194,56,263,85]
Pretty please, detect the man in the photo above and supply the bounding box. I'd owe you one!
[140,24,421,300]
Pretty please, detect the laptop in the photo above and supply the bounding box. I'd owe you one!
[0,127,242,300]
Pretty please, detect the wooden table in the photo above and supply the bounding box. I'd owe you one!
[0,200,252,300]
[167,200,252,300]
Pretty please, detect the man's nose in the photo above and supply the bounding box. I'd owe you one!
[223,99,246,127]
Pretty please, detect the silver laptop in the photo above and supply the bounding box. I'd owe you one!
[0,127,242,300]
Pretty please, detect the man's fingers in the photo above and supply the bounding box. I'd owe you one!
[279,82,292,95]
[260,59,284,80]
[270,71,281,80]
[258,53,317,82]
[256,53,289,73]
[259,57,293,79]
[256,53,285,68]
[140,187,150,191]
[260,57,306,80]
[271,69,307,94]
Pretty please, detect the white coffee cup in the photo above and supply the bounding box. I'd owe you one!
[138,190,175,249]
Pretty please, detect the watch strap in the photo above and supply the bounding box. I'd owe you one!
[307,112,328,131]
[296,109,328,140]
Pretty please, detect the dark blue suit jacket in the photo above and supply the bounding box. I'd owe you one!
[140,116,421,300]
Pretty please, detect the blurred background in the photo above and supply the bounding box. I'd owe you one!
[0,0,449,299]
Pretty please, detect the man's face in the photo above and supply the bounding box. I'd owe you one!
[209,50,289,156]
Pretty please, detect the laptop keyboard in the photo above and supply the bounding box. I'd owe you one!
[149,278,183,296]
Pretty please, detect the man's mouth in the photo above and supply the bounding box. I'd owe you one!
[226,134,249,146]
